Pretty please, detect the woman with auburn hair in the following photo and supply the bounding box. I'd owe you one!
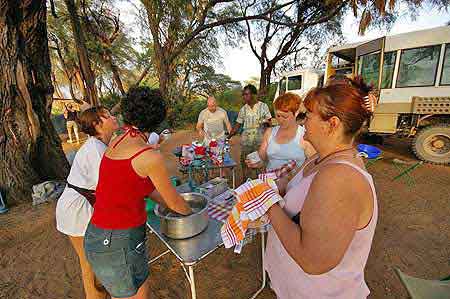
[264,78,378,299]
[245,92,315,171]
[56,107,119,299]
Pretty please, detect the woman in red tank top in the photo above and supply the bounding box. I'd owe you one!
[84,87,191,299]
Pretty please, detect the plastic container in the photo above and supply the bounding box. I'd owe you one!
[146,176,180,214]
[198,177,228,199]
[357,144,382,159]
[209,139,218,148]
[194,145,206,156]
[145,198,156,213]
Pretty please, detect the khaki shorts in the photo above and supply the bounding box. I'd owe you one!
[66,120,79,133]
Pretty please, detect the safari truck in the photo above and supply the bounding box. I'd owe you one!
[274,69,324,99]
[325,25,450,164]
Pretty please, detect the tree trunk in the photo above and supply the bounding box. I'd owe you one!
[68,77,78,100]
[157,59,173,101]
[0,0,70,203]
[259,65,273,98]
[52,72,64,99]
[102,50,125,95]
[75,69,87,99]
[64,0,99,106]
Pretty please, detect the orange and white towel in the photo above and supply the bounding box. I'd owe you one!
[221,178,283,249]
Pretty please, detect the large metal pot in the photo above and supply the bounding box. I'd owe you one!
[154,193,209,239]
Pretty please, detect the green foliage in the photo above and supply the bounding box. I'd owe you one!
[100,93,121,110]
[167,98,207,128]
[48,0,143,98]
[215,88,243,112]
[259,82,277,111]
[51,103,65,115]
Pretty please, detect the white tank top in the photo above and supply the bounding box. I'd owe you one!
[264,159,378,299]
[266,125,306,170]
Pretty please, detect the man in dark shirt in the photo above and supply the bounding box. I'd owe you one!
[64,104,80,144]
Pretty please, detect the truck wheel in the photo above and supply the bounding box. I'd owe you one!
[412,124,450,165]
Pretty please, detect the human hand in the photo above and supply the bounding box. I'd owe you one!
[245,159,263,169]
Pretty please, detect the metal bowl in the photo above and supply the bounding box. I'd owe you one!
[154,193,209,239]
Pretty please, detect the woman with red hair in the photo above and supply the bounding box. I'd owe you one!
[264,78,378,299]
[245,92,315,172]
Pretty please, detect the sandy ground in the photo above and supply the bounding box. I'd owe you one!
[1,130,449,299]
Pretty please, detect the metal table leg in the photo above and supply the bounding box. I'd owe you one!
[189,266,197,299]
[148,249,171,264]
[249,232,266,299]
[181,264,197,299]
[232,167,236,189]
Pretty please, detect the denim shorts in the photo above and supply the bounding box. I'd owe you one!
[84,223,149,298]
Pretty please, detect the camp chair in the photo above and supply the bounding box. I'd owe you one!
[394,268,450,299]
[391,159,423,187]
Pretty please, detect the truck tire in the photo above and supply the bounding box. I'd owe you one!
[412,124,450,165]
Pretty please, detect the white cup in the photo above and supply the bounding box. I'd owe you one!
[160,129,171,142]
[246,151,261,163]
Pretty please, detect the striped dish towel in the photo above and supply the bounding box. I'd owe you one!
[221,179,283,249]
[208,200,234,222]
[268,160,298,178]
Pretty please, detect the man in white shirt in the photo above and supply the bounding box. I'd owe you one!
[196,96,232,145]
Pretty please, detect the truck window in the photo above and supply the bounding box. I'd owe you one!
[288,75,302,90]
[279,77,287,95]
[381,51,397,88]
[440,44,450,86]
[397,45,441,87]
[335,68,353,76]
[357,52,380,87]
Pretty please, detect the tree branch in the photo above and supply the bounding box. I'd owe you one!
[169,0,297,62]
[49,0,58,18]
[241,0,261,61]
[136,65,152,85]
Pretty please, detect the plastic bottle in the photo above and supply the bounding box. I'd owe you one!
[209,139,219,156]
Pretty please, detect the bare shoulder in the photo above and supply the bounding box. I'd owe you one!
[137,147,163,164]
[131,147,164,176]
[312,162,369,196]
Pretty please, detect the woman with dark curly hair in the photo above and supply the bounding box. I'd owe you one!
[84,87,192,299]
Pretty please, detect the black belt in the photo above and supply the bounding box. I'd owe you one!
[67,183,96,207]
